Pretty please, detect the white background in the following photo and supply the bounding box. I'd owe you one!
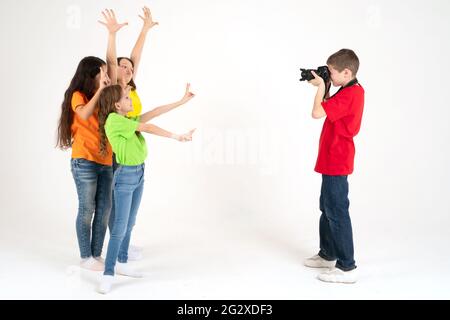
[0,0,449,299]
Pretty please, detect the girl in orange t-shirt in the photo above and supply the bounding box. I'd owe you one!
[56,9,126,271]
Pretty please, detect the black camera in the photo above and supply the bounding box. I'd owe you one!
[299,66,330,82]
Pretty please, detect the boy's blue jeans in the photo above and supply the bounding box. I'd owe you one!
[318,175,356,271]
[70,158,113,259]
[104,164,145,276]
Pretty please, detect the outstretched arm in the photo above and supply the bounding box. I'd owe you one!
[131,6,159,80]
[139,83,195,123]
[137,123,196,142]
[98,9,128,85]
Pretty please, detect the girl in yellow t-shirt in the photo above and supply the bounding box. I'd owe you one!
[117,6,159,118]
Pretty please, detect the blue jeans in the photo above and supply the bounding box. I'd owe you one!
[70,158,113,259]
[104,164,145,276]
[108,154,119,233]
[318,175,356,271]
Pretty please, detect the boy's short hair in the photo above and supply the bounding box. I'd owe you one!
[327,49,360,76]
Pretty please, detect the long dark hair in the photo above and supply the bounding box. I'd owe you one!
[56,56,106,149]
[118,57,137,90]
[98,85,123,157]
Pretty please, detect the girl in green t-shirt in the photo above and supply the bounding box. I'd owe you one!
[96,84,195,294]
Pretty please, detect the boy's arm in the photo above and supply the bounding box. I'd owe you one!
[99,9,128,85]
[137,123,196,142]
[312,83,327,119]
[139,83,195,123]
[131,6,159,80]
[309,71,327,119]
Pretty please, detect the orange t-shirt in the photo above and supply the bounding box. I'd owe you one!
[71,91,112,166]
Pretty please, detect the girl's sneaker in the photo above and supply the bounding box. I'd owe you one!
[97,275,114,294]
[115,262,143,278]
[94,256,105,263]
[128,245,143,261]
[80,257,104,271]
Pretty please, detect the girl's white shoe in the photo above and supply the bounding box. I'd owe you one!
[128,245,143,261]
[80,257,104,271]
[97,275,114,294]
[115,262,143,278]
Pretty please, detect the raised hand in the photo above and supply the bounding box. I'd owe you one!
[98,67,111,90]
[180,83,195,104]
[139,6,159,31]
[98,9,128,34]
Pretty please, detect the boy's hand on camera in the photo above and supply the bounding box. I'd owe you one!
[308,70,325,87]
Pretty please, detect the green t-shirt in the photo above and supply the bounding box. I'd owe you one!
[105,113,148,166]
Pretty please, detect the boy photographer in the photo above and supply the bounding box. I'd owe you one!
[304,49,365,284]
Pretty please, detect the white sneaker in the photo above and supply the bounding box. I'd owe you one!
[317,267,358,284]
[304,254,336,268]
[94,256,105,263]
[115,262,143,278]
[80,257,104,271]
[128,246,143,261]
[129,245,143,253]
[97,275,114,294]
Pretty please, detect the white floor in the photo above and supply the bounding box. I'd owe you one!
[1,208,449,300]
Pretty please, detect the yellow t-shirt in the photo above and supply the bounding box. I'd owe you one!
[127,90,142,118]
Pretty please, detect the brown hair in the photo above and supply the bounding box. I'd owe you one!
[118,57,137,90]
[56,56,106,149]
[327,49,360,76]
[98,85,123,157]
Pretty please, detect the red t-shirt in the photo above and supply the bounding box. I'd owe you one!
[315,83,365,175]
